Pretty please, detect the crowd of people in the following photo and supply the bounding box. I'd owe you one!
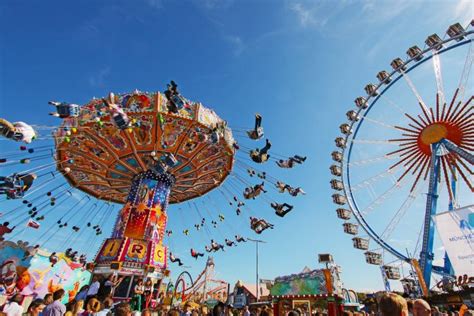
[1,289,473,316]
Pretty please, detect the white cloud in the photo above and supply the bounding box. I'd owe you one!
[289,2,320,27]
[453,0,473,23]
[360,0,421,23]
[88,67,111,87]
[144,0,163,9]
[224,35,245,56]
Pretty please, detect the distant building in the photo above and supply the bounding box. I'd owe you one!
[229,281,270,308]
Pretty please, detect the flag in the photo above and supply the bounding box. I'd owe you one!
[432,205,474,276]
[27,220,40,229]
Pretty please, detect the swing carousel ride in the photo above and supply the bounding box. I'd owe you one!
[0,81,306,298]
[330,21,473,294]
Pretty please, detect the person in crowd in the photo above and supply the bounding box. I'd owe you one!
[141,309,152,316]
[114,302,132,316]
[260,307,273,316]
[287,311,299,316]
[412,299,431,316]
[243,306,251,316]
[96,298,113,316]
[378,292,408,316]
[43,294,53,306]
[131,279,144,312]
[86,275,100,302]
[64,299,84,316]
[74,285,89,302]
[250,139,271,163]
[25,299,45,316]
[100,274,122,301]
[3,294,23,316]
[85,298,101,315]
[143,279,153,309]
[43,289,66,316]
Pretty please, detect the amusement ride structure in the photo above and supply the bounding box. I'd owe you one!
[330,21,473,293]
[0,80,306,300]
[167,257,229,305]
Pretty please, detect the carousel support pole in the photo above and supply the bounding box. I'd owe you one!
[247,238,265,302]
[419,142,441,289]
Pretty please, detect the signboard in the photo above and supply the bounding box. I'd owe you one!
[432,205,474,276]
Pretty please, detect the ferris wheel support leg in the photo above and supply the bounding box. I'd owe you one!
[440,138,474,164]
[443,169,457,276]
[420,143,441,289]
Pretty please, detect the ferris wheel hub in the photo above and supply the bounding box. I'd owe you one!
[420,123,448,145]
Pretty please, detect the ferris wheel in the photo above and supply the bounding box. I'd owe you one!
[330,21,473,292]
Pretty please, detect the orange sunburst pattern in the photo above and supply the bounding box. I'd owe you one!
[387,89,473,197]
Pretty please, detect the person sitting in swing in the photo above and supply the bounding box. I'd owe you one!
[276,155,307,168]
[275,181,290,193]
[247,114,264,140]
[164,80,186,114]
[271,202,294,217]
[0,173,37,199]
[250,217,274,234]
[170,253,183,266]
[0,222,15,241]
[49,252,59,267]
[211,239,225,252]
[225,239,236,247]
[103,93,131,130]
[243,182,267,199]
[288,187,306,197]
[49,101,80,118]
[190,248,204,259]
[235,235,247,243]
[257,172,266,179]
[250,139,271,163]
[236,208,241,216]
[205,245,213,253]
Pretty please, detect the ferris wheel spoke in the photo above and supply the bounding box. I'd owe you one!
[360,179,405,216]
[432,51,446,106]
[400,70,429,113]
[440,156,455,202]
[351,139,395,145]
[457,40,474,101]
[348,154,396,167]
[450,156,474,190]
[360,116,400,131]
[351,166,401,192]
[404,113,425,130]
[397,152,425,183]
[407,156,430,192]
[378,94,407,116]
[389,150,421,171]
[381,181,422,241]
[451,96,473,124]
[395,125,420,135]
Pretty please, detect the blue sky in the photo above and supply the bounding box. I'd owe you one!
[0,0,472,292]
